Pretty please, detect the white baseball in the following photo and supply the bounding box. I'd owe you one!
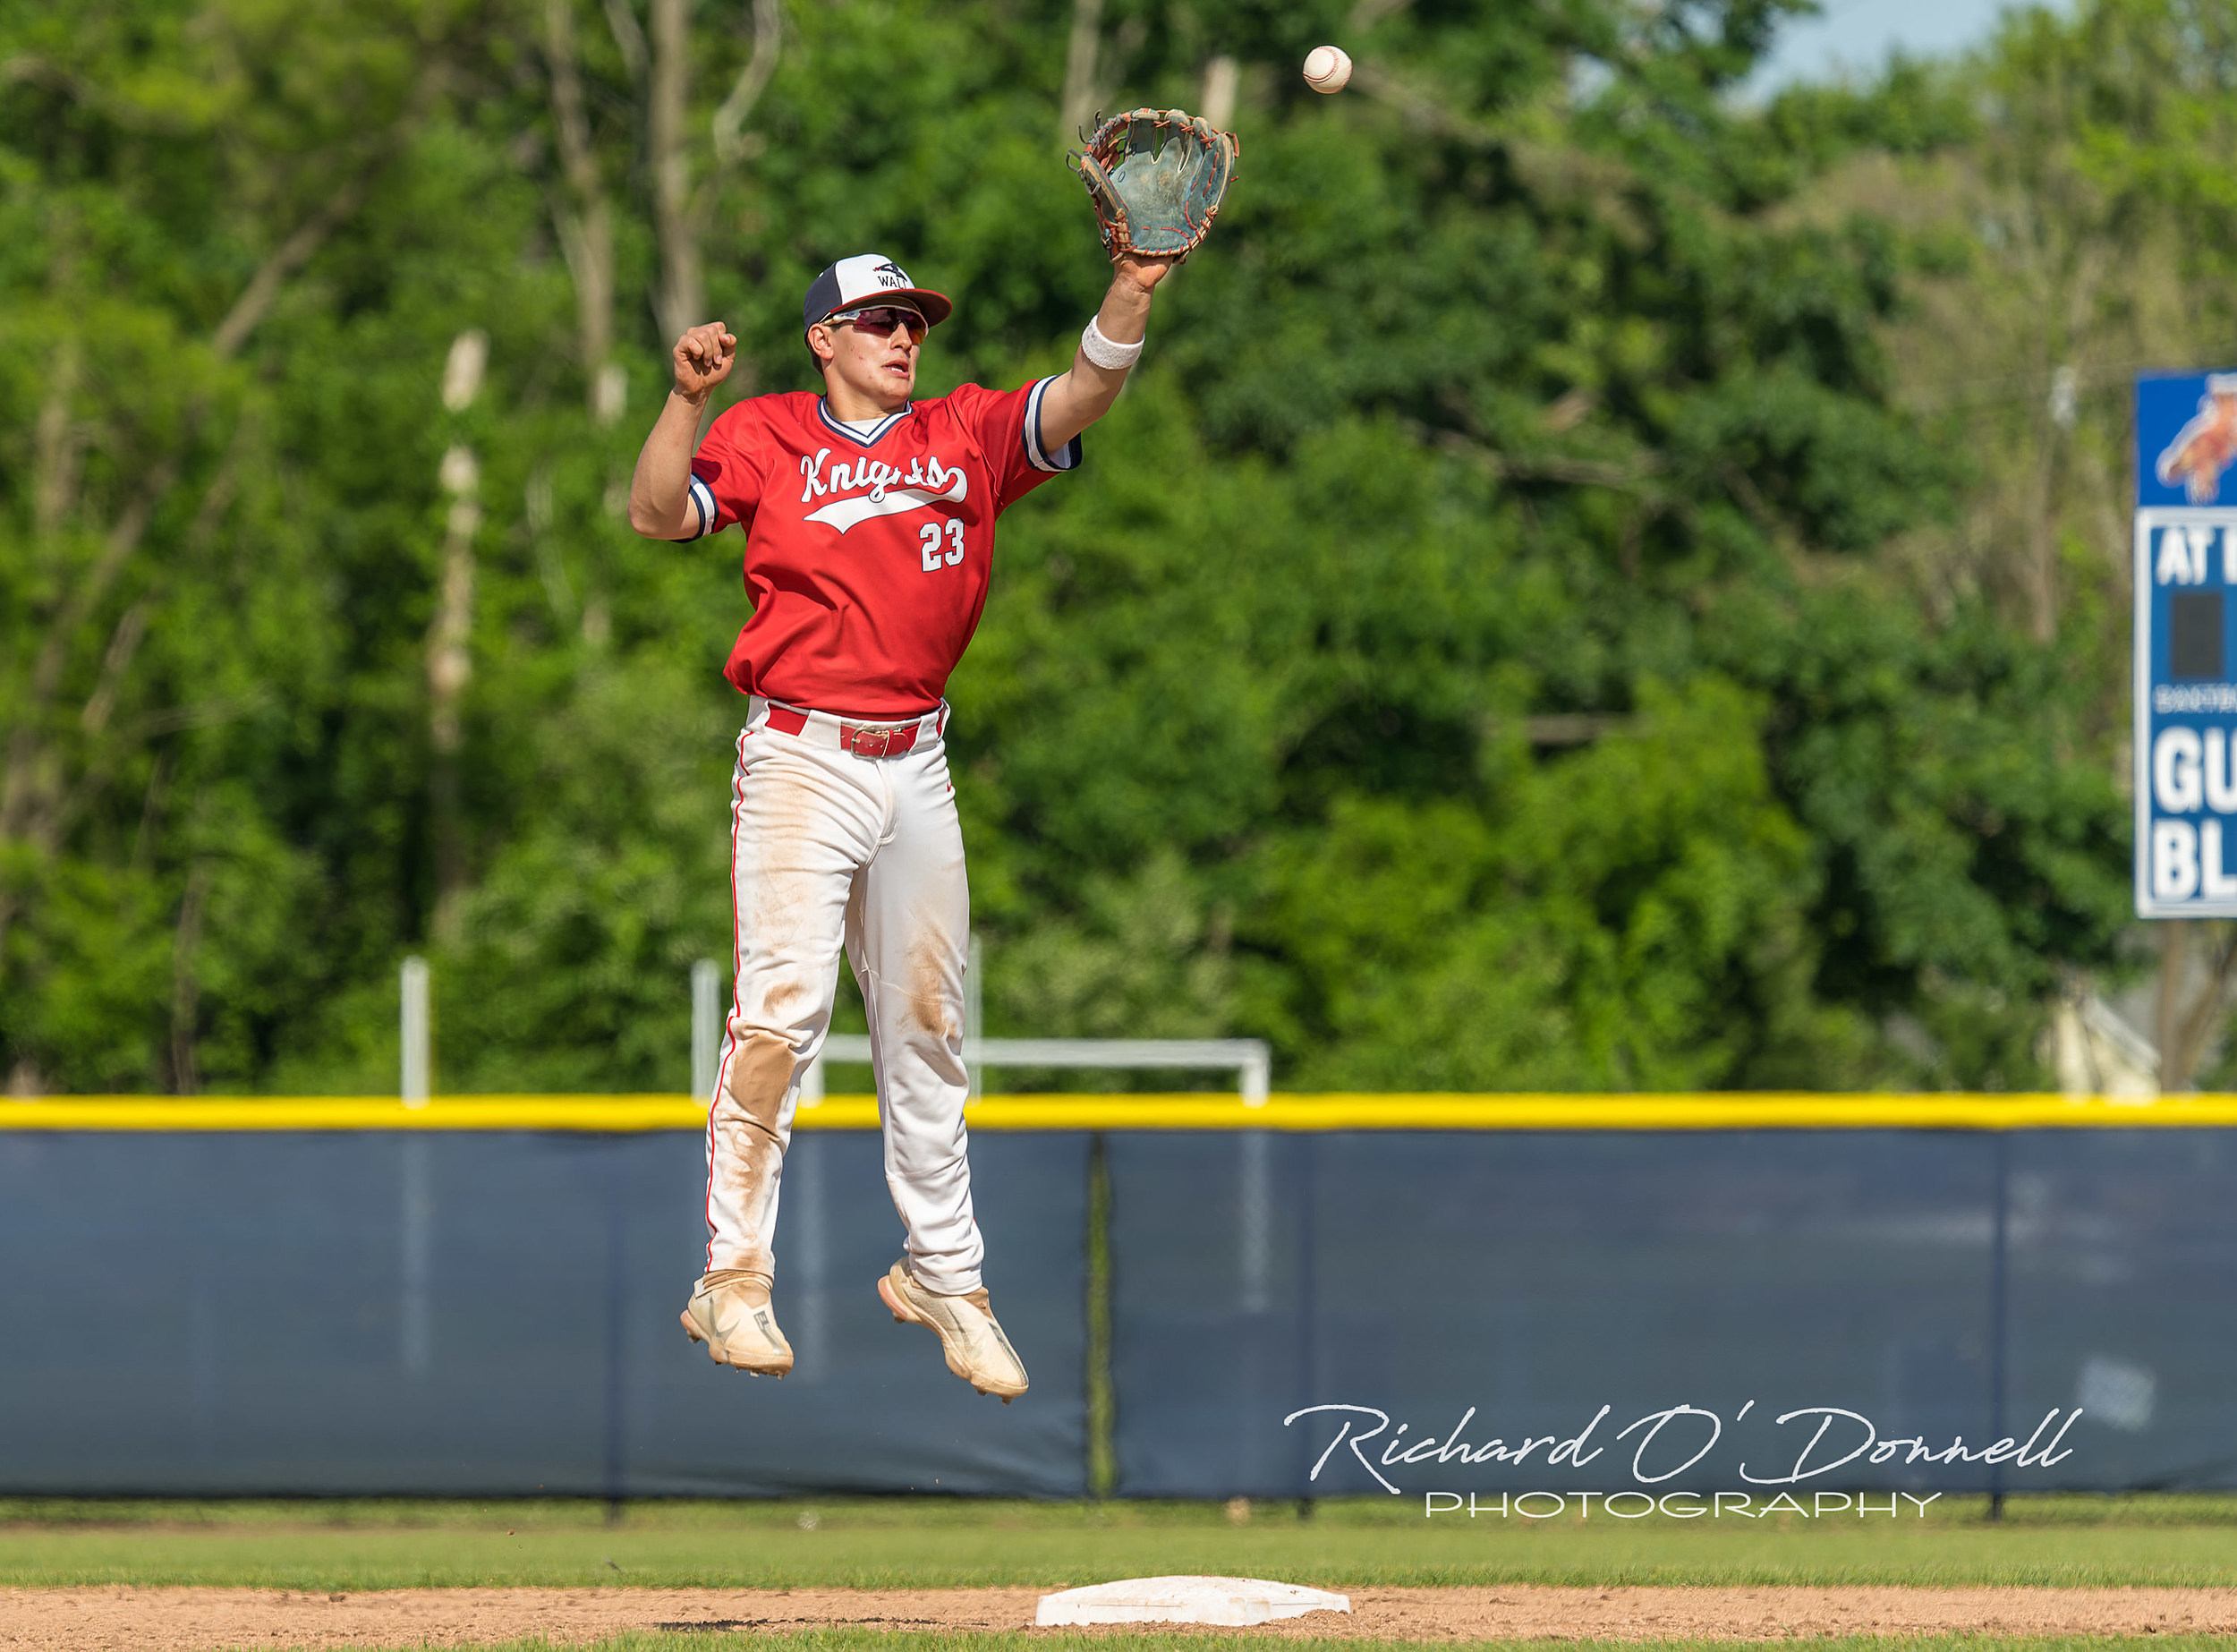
[1303,45,1351,94]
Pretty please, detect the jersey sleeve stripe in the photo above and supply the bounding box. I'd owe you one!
[680,474,717,540]
[1023,375,1083,473]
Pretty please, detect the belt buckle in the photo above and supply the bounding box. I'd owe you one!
[846,722,896,759]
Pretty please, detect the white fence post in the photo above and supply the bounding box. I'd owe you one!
[398,953,433,1376]
[1240,1045,1270,1107]
[691,959,721,1101]
[400,956,430,1108]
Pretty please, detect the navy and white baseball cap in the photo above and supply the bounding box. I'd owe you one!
[802,253,953,335]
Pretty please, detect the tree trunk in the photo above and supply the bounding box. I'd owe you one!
[649,0,702,346]
[710,0,782,167]
[1059,0,1104,146]
[428,332,487,941]
[1200,55,1238,130]
[2026,409,2061,643]
[2165,919,2237,1092]
[547,0,621,424]
[2156,918,2189,1090]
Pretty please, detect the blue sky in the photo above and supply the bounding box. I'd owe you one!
[1749,0,2073,89]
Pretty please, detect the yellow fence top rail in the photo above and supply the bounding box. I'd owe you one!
[4,1092,2237,1132]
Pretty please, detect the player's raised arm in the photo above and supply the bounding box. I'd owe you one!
[1035,253,1175,451]
[1040,106,1238,449]
[628,322,736,541]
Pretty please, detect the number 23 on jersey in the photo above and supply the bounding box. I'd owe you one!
[919,518,965,573]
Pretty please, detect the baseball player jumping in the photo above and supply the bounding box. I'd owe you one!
[627,247,1175,1399]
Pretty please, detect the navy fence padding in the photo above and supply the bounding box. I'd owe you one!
[0,1129,1088,1496]
[1108,1130,2237,1499]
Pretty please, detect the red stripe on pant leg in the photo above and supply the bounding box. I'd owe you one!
[706,752,753,1271]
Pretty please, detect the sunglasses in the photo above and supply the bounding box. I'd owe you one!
[829,305,927,345]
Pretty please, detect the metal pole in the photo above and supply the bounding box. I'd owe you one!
[399,954,434,1375]
[794,1132,826,1382]
[401,956,430,1106]
[1242,1046,1270,1106]
[401,1137,431,1377]
[1240,1129,1271,1313]
[1987,1131,2012,1520]
[1296,1132,1316,1516]
[691,959,720,1101]
[1087,1128,1114,1497]
[603,1143,626,1520]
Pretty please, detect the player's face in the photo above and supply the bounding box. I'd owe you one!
[813,305,923,412]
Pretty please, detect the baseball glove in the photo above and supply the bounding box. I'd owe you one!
[1069,108,1240,260]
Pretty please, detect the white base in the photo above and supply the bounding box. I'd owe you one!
[1034,1575,1351,1627]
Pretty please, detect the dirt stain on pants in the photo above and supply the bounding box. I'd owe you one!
[709,1030,794,1282]
[906,935,959,1041]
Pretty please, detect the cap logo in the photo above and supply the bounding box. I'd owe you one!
[805,254,945,336]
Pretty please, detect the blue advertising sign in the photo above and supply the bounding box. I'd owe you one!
[2136,370,2237,915]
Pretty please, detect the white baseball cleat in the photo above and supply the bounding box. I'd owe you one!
[877,1259,1029,1401]
[680,1270,794,1377]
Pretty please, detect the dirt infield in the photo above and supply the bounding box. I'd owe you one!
[9,1584,2237,1647]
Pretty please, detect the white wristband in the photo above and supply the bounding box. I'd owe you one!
[1080,316,1144,370]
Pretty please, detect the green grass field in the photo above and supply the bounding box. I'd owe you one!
[5,1494,2236,1591]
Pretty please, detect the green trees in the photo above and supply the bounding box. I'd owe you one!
[0,0,2150,1094]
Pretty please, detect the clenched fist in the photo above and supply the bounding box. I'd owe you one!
[672,322,736,404]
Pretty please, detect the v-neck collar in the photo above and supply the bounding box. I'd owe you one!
[818,398,914,448]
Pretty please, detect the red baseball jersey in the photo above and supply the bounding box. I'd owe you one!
[683,379,1080,717]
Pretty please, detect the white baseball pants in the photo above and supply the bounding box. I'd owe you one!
[702,696,983,1295]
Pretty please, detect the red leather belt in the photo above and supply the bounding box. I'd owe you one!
[762,703,927,759]
[838,720,919,758]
